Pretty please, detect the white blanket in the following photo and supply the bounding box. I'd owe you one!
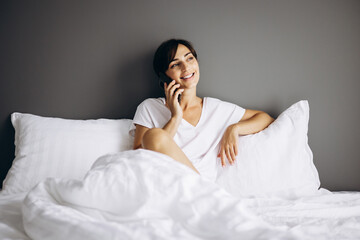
[22,149,360,240]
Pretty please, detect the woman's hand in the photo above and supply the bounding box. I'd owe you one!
[218,124,239,167]
[164,80,184,119]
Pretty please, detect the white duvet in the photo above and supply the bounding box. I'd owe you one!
[21,149,360,240]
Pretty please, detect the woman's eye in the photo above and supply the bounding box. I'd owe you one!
[170,64,178,68]
[188,57,194,61]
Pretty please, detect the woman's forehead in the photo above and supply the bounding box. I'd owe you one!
[174,44,191,58]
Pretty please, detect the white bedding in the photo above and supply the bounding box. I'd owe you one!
[2,193,360,240]
[0,149,354,240]
[0,192,29,240]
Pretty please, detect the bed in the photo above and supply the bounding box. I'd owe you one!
[1,100,360,240]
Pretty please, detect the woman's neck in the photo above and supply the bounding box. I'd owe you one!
[179,90,201,111]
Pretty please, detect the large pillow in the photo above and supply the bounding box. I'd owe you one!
[216,100,321,199]
[1,113,134,195]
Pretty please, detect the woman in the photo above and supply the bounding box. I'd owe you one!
[131,39,274,181]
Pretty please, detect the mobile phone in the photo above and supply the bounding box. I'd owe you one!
[159,72,181,104]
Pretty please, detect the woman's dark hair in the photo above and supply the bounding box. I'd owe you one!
[153,39,198,77]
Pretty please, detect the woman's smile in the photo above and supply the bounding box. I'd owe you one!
[181,72,195,81]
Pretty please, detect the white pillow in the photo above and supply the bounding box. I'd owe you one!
[1,113,134,195]
[216,100,320,199]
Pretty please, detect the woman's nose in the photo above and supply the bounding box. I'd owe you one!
[181,62,190,72]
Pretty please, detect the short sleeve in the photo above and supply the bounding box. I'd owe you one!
[129,100,155,137]
[218,99,246,124]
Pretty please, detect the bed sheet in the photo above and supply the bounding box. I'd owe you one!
[1,190,360,240]
[245,190,360,239]
[0,192,30,240]
[18,150,360,240]
[1,150,360,240]
[1,190,360,239]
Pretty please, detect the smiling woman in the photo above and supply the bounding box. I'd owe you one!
[130,39,274,181]
[166,44,199,90]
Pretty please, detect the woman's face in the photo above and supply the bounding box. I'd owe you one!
[165,44,200,89]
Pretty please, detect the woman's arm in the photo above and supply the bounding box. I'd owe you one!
[218,109,274,166]
[133,124,149,150]
[133,116,182,150]
[234,109,274,135]
[133,80,184,150]
[162,116,182,138]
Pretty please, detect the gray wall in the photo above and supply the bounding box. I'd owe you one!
[1,0,359,191]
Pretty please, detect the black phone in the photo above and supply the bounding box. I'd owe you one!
[159,72,181,104]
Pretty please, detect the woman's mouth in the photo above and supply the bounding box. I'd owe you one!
[181,72,195,81]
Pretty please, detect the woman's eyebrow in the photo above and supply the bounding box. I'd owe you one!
[170,52,192,63]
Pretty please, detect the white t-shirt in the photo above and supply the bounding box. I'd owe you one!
[129,97,245,182]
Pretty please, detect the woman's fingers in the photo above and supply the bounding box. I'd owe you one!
[218,126,239,167]
[167,80,177,92]
[174,88,184,100]
[233,145,238,164]
[165,80,174,96]
[225,147,232,165]
[220,148,226,167]
[170,84,181,97]
[219,143,238,166]
[165,80,175,91]
[165,80,182,103]
[230,147,236,164]
[219,144,237,166]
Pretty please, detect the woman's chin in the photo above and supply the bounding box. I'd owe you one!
[182,76,199,88]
